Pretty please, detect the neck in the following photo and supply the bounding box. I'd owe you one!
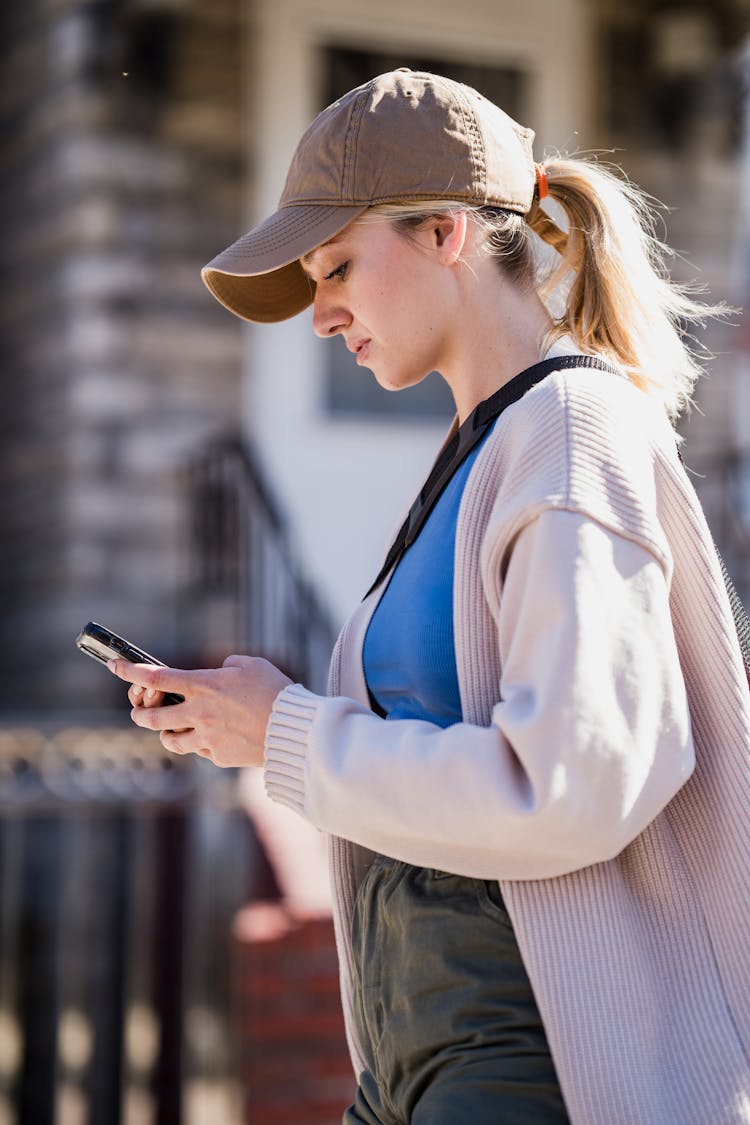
[440,271,554,425]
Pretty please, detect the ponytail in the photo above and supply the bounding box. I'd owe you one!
[371,166,726,421]
[527,157,727,420]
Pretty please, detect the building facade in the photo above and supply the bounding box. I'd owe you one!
[2,0,750,711]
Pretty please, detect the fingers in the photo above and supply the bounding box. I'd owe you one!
[160,725,217,759]
[108,660,195,696]
[130,701,191,735]
[159,729,210,758]
[128,684,163,706]
[144,688,165,707]
[110,657,199,702]
[117,663,214,759]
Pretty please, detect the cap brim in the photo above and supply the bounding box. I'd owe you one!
[201,203,367,323]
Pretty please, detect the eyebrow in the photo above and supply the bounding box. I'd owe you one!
[300,232,345,268]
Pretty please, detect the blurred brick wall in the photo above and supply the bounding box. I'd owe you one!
[233,903,356,1125]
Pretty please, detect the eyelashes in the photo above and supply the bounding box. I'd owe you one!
[324,262,349,282]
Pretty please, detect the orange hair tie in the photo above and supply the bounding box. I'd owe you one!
[535,162,549,201]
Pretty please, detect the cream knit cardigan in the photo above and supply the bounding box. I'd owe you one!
[264,362,750,1124]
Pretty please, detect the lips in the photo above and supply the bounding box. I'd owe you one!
[347,338,371,365]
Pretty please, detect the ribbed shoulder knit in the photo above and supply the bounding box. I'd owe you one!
[476,367,677,595]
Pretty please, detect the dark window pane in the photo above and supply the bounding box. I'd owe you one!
[321,46,525,121]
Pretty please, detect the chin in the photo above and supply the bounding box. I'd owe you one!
[374,369,428,393]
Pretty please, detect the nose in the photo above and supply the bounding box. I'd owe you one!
[312,290,351,339]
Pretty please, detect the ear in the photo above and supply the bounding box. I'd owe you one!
[432,211,468,265]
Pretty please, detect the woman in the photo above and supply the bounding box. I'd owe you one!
[110,70,750,1123]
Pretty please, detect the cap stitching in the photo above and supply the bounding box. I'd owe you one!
[342,91,367,203]
[282,193,514,206]
[451,81,486,201]
[212,206,363,258]
[284,191,525,209]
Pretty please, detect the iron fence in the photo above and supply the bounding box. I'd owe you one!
[0,723,255,1125]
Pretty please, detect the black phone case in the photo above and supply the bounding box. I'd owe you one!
[76,622,184,705]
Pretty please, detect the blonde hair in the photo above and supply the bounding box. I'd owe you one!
[371,159,728,421]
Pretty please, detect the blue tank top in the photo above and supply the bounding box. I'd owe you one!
[363,422,496,727]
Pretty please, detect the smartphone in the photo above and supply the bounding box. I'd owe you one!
[76,622,184,705]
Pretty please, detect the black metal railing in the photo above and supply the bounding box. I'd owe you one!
[0,725,254,1125]
[185,436,336,693]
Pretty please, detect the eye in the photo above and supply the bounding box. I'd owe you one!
[324,261,349,282]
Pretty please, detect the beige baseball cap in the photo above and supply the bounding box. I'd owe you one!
[201,69,536,324]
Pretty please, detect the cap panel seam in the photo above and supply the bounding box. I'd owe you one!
[450,81,486,200]
[342,92,368,203]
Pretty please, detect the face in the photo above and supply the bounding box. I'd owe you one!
[302,217,455,393]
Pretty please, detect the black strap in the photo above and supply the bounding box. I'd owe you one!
[364,355,621,598]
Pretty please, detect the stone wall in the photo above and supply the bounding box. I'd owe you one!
[0,0,246,709]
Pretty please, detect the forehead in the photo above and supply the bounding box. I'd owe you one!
[300,230,348,268]
[300,217,404,274]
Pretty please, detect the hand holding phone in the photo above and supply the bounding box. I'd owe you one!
[76,622,185,705]
[79,626,292,768]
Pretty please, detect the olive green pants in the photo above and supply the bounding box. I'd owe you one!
[344,855,570,1125]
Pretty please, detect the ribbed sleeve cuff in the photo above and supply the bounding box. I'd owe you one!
[263,683,321,816]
